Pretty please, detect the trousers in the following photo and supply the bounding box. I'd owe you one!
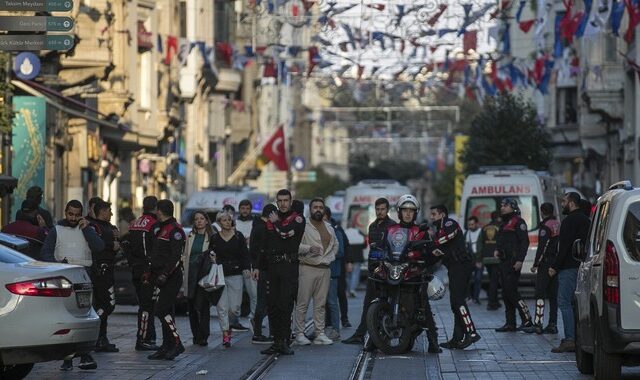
[267,261,299,341]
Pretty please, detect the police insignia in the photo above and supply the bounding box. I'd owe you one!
[174,232,183,240]
[295,216,303,223]
[445,221,453,227]
[520,223,527,231]
[539,229,546,237]
[153,227,160,235]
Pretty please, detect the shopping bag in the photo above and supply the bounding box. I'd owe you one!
[198,263,225,291]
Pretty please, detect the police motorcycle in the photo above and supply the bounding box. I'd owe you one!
[366,227,445,355]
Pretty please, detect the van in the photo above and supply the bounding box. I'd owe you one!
[460,167,562,282]
[326,191,345,222]
[181,187,268,227]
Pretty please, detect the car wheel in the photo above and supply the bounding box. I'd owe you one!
[575,314,593,374]
[593,326,621,380]
[1,363,34,379]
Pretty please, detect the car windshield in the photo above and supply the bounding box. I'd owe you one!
[0,245,32,263]
[181,209,217,227]
[465,196,539,231]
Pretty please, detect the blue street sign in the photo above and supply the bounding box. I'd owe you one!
[292,156,305,171]
[13,52,40,80]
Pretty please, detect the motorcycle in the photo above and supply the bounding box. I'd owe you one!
[366,234,443,355]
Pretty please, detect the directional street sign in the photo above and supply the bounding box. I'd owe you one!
[0,35,74,51]
[0,0,73,11]
[0,16,74,32]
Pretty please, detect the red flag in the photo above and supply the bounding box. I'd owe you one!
[427,4,447,27]
[519,20,536,33]
[625,0,640,43]
[164,36,178,64]
[463,30,477,52]
[262,126,288,171]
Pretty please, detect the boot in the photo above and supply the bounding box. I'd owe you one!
[95,336,119,352]
[427,330,442,353]
[164,342,185,360]
[261,343,279,355]
[521,323,541,334]
[147,345,169,360]
[136,340,159,351]
[439,338,462,350]
[458,332,481,349]
[278,338,294,355]
[495,324,517,332]
[542,324,558,334]
[551,339,575,353]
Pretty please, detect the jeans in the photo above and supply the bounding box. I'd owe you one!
[472,264,483,301]
[557,268,578,340]
[348,264,361,293]
[326,277,340,332]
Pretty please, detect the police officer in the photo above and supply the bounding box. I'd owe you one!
[125,196,160,350]
[148,199,186,360]
[260,189,305,356]
[430,204,480,350]
[342,197,396,346]
[494,198,533,332]
[477,211,502,310]
[523,202,559,334]
[90,200,120,352]
[381,195,441,353]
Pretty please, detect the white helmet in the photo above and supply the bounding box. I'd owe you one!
[427,275,446,300]
[396,194,420,211]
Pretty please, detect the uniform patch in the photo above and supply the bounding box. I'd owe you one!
[539,229,546,237]
[520,223,527,231]
[295,216,303,223]
[445,221,453,227]
[153,227,160,235]
[174,232,183,240]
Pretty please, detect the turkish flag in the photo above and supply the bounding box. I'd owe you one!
[262,126,288,171]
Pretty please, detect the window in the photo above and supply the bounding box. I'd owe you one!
[593,201,610,255]
[139,50,152,109]
[465,196,539,232]
[556,87,577,125]
[179,1,187,38]
[215,0,231,43]
[623,202,640,261]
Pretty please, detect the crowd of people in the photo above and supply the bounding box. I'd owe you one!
[0,185,592,371]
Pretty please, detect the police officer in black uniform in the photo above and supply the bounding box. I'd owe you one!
[260,189,305,356]
[430,204,480,350]
[342,197,396,346]
[125,196,160,350]
[90,200,120,352]
[494,198,533,332]
[148,199,186,360]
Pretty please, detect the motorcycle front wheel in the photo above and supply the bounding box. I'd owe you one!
[366,301,413,355]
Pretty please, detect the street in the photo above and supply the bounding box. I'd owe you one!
[26,286,640,380]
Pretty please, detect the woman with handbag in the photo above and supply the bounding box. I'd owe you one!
[210,211,251,347]
[183,211,215,346]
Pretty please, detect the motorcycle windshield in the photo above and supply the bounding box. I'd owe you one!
[387,227,409,260]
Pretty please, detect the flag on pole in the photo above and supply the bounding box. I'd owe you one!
[262,126,288,171]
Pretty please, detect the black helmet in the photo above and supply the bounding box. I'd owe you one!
[500,198,519,212]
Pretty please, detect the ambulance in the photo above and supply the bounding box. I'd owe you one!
[460,167,562,283]
[181,186,268,227]
[325,191,345,222]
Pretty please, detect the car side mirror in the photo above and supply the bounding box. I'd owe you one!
[572,239,586,262]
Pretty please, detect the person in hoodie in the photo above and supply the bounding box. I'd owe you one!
[3,199,48,259]
[41,200,104,371]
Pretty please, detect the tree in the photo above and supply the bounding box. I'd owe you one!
[461,93,551,175]
[431,165,456,212]
[295,167,348,199]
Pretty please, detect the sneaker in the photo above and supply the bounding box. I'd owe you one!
[349,290,357,298]
[78,354,97,370]
[252,335,274,344]
[313,333,334,345]
[230,323,250,332]
[294,333,311,346]
[325,327,340,341]
[551,339,575,353]
[223,334,231,348]
[542,324,558,334]
[60,360,73,371]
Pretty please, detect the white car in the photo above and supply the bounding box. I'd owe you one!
[574,180,640,379]
[0,241,99,378]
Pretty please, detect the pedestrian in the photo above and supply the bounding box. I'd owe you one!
[41,200,103,371]
[430,204,480,350]
[344,227,365,298]
[183,210,216,346]
[90,200,121,352]
[251,203,278,345]
[549,192,590,353]
[210,211,251,348]
[293,198,337,346]
[324,206,346,341]
[464,216,482,304]
[494,198,533,332]
[118,206,136,240]
[125,196,161,351]
[476,211,502,310]
[260,189,305,356]
[232,199,258,332]
[523,202,559,335]
[3,199,49,259]
[148,199,186,360]
[342,197,395,346]
[18,185,54,228]
[86,197,102,220]
[213,204,236,232]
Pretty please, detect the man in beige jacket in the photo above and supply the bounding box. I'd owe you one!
[293,198,338,346]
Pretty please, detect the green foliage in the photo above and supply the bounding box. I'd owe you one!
[349,154,424,184]
[461,93,551,175]
[432,165,456,212]
[295,167,348,199]
[0,53,12,134]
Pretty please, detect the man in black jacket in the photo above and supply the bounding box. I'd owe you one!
[251,203,277,344]
[90,200,121,352]
[125,196,160,351]
[550,192,590,353]
[342,197,395,346]
[494,198,533,332]
[148,199,186,360]
[260,189,305,356]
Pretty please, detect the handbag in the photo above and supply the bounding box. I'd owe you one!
[198,262,225,292]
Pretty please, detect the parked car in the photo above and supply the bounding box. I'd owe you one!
[0,238,99,379]
[573,180,640,379]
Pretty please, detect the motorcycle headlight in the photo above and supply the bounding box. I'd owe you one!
[389,263,408,280]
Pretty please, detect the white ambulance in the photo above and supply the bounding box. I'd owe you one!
[460,167,562,283]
